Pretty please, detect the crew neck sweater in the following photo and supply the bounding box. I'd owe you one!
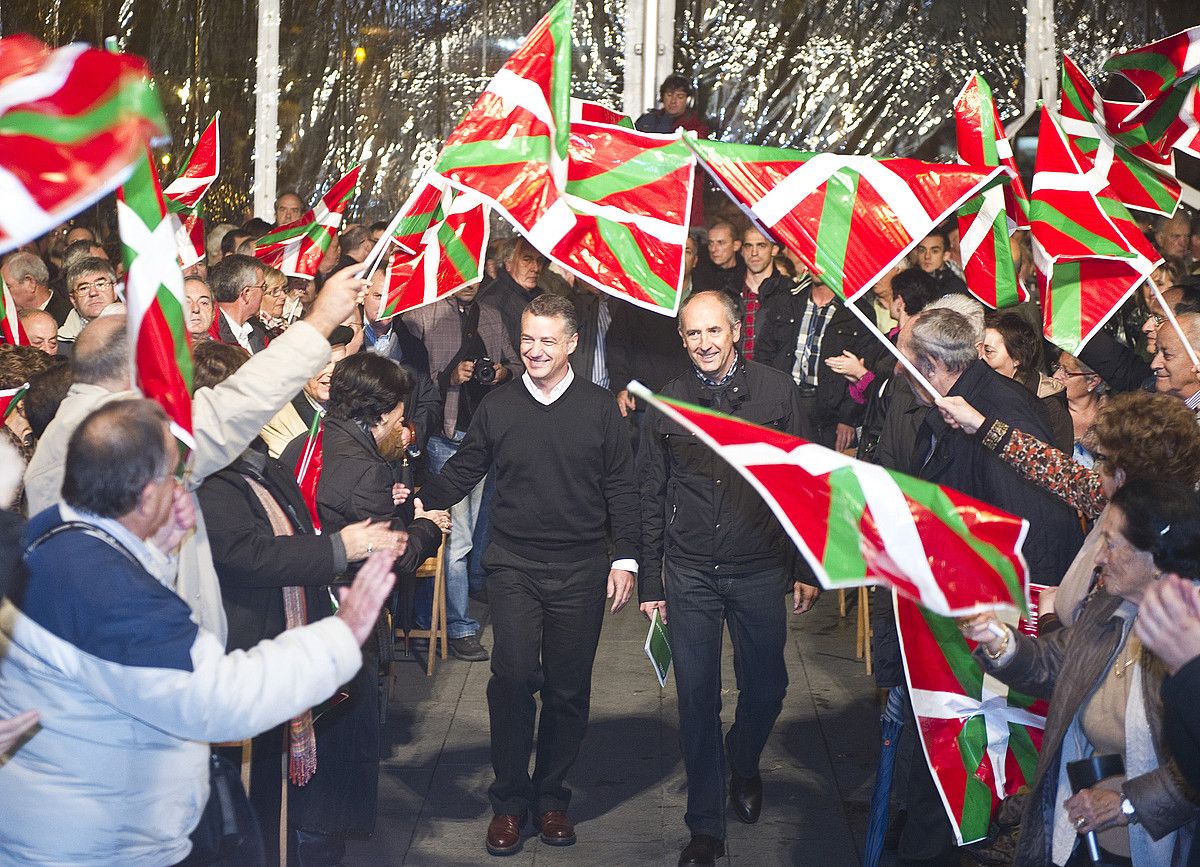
[418,376,639,564]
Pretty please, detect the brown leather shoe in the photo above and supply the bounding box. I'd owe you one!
[485,812,526,856]
[534,810,576,846]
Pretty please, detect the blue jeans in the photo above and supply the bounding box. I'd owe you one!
[665,561,789,839]
[415,433,482,639]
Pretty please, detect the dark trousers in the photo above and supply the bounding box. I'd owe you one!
[897,689,958,865]
[665,560,789,839]
[483,543,609,815]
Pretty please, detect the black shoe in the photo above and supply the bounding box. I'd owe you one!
[449,634,490,661]
[725,732,762,824]
[678,834,725,865]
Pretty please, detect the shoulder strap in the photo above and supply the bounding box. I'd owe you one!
[25,520,141,568]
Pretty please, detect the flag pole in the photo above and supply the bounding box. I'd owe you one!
[1149,281,1200,370]
[841,297,944,401]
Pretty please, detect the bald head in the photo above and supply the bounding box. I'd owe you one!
[18,309,58,355]
[71,316,129,389]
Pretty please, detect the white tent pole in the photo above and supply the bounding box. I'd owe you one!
[253,0,281,220]
[1024,0,1056,116]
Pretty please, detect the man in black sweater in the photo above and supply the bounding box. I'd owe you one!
[639,290,821,866]
[417,293,639,857]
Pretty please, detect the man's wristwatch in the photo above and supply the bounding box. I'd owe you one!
[1120,794,1139,825]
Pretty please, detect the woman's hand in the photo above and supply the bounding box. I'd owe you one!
[1065,786,1127,834]
[935,395,986,435]
[825,350,869,383]
[336,551,397,646]
[391,482,411,505]
[1136,574,1200,675]
[956,612,1010,656]
[413,497,451,533]
[338,519,407,562]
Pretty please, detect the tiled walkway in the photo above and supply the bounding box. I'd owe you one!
[345,592,882,866]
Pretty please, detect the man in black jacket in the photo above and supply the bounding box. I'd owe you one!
[482,238,544,354]
[756,273,882,449]
[418,294,639,857]
[639,291,821,866]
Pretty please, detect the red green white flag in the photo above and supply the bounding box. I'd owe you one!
[896,594,1048,845]
[544,121,695,315]
[294,411,325,533]
[570,97,633,129]
[162,112,220,267]
[1103,26,1200,103]
[629,382,1030,617]
[434,0,575,251]
[0,383,27,421]
[118,149,195,448]
[375,184,490,319]
[1030,109,1161,355]
[255,166,361,279]
[0,35,168,256]
[1058,55,1181,216]
[1,276,27,346]
[685,137,1007,303]
[953,73,1030,309]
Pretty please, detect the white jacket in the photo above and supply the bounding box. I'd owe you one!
[0,506,362,865]
[23,320,333,642]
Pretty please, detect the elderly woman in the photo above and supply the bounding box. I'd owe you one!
[255,265,291,339]
[980,311,1073,453]
[937,391,1200,626]
[961,479,1200,867]
[1051,351,1108,466]
[194,341,406,865]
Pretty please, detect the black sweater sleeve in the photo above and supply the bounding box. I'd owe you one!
[417,401,494,511]
[1077,328,1152,394]
[198,474,339,590]
[1161,655,1200,790]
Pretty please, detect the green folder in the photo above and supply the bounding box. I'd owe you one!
[644,609,672,687]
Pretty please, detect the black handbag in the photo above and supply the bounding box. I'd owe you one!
[180,752,265,866]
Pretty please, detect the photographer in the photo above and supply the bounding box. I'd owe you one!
[402,282,521,661]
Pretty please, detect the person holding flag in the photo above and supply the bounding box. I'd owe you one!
[638,290,821,866]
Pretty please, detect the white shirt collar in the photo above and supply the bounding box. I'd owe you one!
[522,365,574,406]
[221,309,253,351]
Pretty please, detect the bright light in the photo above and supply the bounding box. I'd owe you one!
[354,46,366,65]
[161,153,171,166]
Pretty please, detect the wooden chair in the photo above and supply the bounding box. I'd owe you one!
[855,586,873,675]
[396,534,448,677]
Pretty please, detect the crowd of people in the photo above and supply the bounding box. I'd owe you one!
[3,73,1200,867]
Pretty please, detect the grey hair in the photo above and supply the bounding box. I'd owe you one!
[679,290,740,329]
[907,308,981,376]
[208,254,263,304]
[3,251,49,287]
[925,293,985,344]
[524,293,579,336]
[64,256,116,292]
[71,318,129,385]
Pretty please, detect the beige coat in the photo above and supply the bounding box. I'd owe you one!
[23,321,333,642]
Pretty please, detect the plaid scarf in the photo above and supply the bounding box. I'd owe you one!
[242,476,318,785]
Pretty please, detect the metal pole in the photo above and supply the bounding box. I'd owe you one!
[253,0,280,220]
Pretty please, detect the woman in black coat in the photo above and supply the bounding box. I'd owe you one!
[195,342,406,866]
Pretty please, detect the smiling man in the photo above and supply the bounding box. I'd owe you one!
[417,293,639,858]
[640,290,820,866]
[1150,313,1200,411]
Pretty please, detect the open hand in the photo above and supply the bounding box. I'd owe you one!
[607,569,635,613]
[336,550,397,646]
[1136,574,1200,674]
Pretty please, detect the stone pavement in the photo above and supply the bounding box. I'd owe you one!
[345,591,883,866]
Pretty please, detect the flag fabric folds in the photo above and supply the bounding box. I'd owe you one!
[1,277,27,346]
[376,183,491,320]
[570,97,634,129]
[294,411,325,533]
[1103,26,1200,103]
[896,595,1047,845]
[1058,55,1181,216]
[117,150,195,448]
[0,383,27,421]
[685,137,1006,303]
[434,0,574,251]
[1030,109,1161,355]
[163,113,220,267]
[0,35,168,256]
[255,166,361,279]
[629,383,1030,618]
[953,73,1030,309]
[547,121,696,315]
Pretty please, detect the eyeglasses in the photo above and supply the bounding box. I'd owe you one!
[72,278,114,296]
[1050,363,1088,377]
[245,281,269,293]
[1149,313,1167,327]
[264,286,286,298]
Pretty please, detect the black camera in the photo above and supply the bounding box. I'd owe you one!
[470,357,496,385]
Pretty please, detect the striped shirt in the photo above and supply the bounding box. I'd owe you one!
[790,298,836,387]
